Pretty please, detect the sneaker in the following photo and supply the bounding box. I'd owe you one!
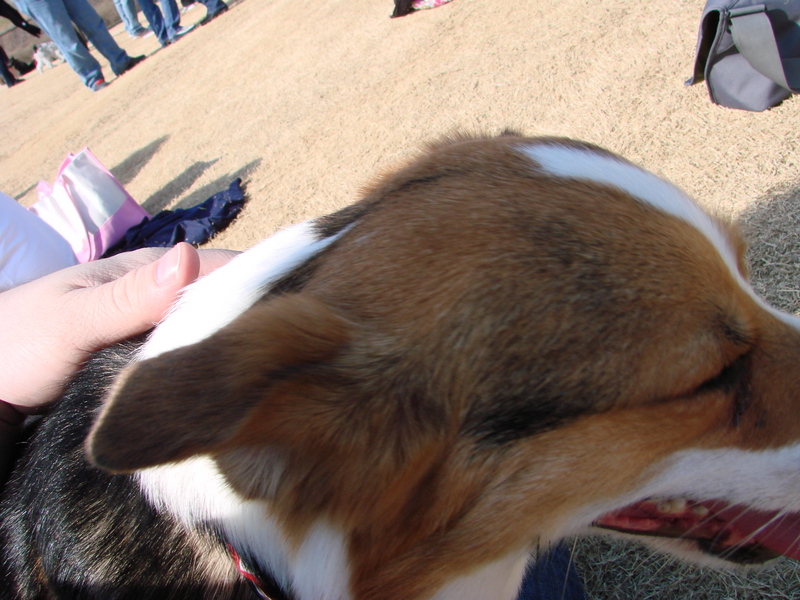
[199,3,228,25]
[90,79,107,91]
[170,24,196,41]
[119,54,146,75]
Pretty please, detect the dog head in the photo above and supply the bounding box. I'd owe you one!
[87,133,800,599]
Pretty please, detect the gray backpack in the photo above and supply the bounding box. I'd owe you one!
[687,0,800,111]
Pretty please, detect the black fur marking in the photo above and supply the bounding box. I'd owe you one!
[697,356,749,396]
[463,377,612,447]
[266,196,382,298]
[464,394,588,446]
[0,342,258,600]
[694,354,752,427]
[267,251,327,298]
[313,201,373,240]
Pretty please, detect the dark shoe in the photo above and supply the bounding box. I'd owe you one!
[199,4,228,25]
[120,54,146,75]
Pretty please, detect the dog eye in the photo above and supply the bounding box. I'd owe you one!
[698,355,753,426]
[696,357,748,395]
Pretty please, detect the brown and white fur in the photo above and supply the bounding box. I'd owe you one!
[4,132,800,600]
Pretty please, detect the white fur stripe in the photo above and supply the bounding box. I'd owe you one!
[293,522,353,600]
[521,143,800,333]
[137,460,290,587]
[139,221,340,360]
[138,458,352,600]
[521,143,740,275]
[643,443,800,513]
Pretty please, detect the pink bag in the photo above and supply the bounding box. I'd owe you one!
[29,149,150,263]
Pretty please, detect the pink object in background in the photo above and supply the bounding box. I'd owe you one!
[30,149,150,263]
[410,0,454,10]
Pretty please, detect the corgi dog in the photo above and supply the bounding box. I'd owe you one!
[2,132,800,600]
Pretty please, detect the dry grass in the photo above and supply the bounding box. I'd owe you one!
[741,186,800,315]
[573,537,800,600]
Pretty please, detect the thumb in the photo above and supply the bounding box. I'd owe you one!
[86,243,201,349]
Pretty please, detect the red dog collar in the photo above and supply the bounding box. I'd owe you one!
[228,544,291,600]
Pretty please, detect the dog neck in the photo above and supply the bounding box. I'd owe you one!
[137,457,532,600]
[138,457,354,600]
[228,544,293,600]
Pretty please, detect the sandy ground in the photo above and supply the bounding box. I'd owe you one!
[4,0,800,597]
[5,0,800,241]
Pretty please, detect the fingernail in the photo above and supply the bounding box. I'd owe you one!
[155,245,181,285]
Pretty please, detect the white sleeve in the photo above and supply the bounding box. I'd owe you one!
[0,192,78,292]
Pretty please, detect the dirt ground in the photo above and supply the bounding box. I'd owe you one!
[4,0,800,597]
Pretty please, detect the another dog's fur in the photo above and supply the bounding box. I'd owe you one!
[3,133,800,600]
[33,42,64,72]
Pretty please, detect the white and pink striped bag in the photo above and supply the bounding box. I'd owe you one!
[29,149,150,263]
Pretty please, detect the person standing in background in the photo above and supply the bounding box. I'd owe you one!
[136,0,192,47]
[12,0,145,91]
[0,46,19,87]
[197,0,226,25]
[0,0,41,87]
[111,0,148,38]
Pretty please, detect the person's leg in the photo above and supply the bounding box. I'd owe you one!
[136,0,168,45]
[124,0,148,34]
[61,0,130,74]
[112,0,143,36]
[21,0,104,88]
[159,0,181,37]
[0,46,18,87]
[197,0,226,18]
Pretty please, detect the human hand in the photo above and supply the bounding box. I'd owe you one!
[0,243,238,413]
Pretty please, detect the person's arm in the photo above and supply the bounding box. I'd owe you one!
[0,243,237,483]
[0,0,40,35]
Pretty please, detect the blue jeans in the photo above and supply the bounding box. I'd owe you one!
[16,0,131,88]
[137,0,180,44]
[112,0,146,36]
[0,45,17,86]
[516,543,586,600]
[198,0,226,14]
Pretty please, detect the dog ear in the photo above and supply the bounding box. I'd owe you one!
[86,294,350,472]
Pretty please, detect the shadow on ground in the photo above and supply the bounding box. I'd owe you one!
[141,159,220,214]
[13,182,37,202]
[168,158,263,210]
[738,181,800,315]
[111,136,170,187]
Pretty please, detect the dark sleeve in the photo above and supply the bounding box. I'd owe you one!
[0,0,27,28]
